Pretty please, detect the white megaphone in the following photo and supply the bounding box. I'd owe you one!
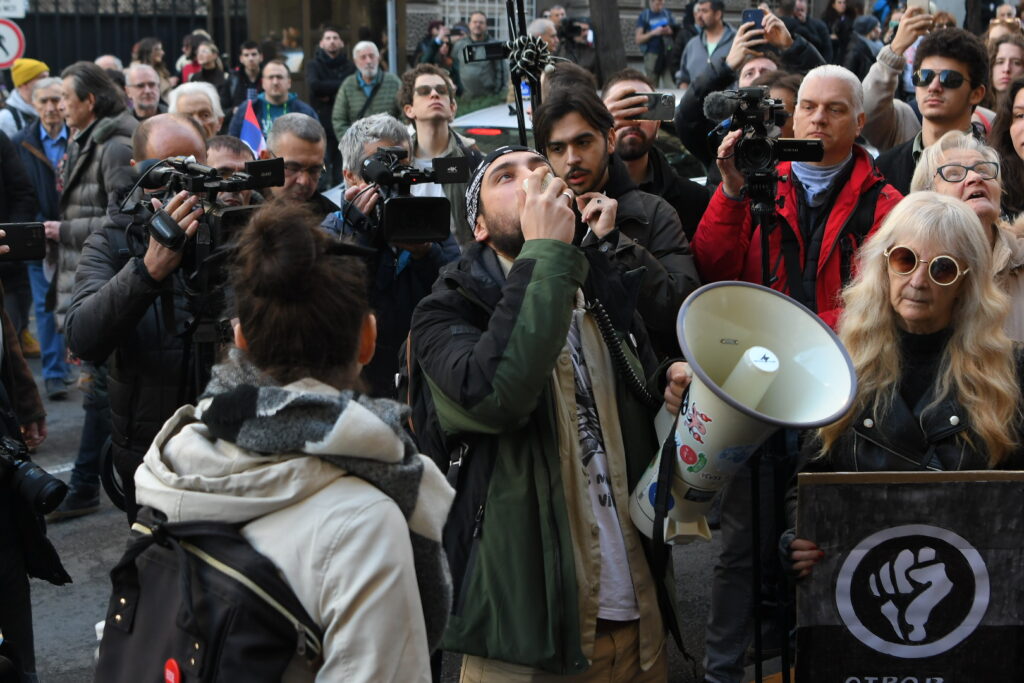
[630,281,856,543]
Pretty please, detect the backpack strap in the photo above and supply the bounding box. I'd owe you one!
[355,79,384,121]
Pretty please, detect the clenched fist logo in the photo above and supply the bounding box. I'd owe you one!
[835,525,990,658]
[868,547,953,643]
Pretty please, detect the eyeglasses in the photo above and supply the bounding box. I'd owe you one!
[885,245,969,286]
[912,69,967,89]
[283,162,326,179]
[934,161,999,182]
[127,81,159,90]
[414,84,450,97]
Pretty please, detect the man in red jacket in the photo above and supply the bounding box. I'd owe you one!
[693,64,902,329]
[692,64,903,683]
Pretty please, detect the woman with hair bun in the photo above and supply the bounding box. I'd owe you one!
[132,202,454,680]
[785,192,1024,577]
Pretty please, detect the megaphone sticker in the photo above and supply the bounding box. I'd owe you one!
[679,445,708,473]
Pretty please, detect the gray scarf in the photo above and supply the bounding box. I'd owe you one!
[198,350,453,651]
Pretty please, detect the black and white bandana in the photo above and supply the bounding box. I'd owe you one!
[464,144,549,230]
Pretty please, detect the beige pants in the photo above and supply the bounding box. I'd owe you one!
[459,620,668,683]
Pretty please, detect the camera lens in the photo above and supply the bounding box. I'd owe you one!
[12,460,68,514]
[736,137,776,174]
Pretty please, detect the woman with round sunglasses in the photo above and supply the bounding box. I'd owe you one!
[910,130,1024,340]
[786,192,1024,578]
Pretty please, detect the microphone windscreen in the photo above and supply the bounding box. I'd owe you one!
[703,91,738,123]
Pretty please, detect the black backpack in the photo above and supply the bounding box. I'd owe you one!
[94,508,323,682]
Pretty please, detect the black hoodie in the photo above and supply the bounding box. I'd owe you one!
[306,47,356,137]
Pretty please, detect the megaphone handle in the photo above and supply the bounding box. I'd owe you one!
[651,408,682,552]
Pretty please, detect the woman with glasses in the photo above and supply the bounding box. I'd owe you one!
[910,130,1024,340]
[786,191,1024,577]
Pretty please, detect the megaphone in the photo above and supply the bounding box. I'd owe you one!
[630,281,856,542]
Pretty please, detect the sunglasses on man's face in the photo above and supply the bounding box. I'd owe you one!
[414,84,450,97]
[884,245,969,286]
[912,69,967,89]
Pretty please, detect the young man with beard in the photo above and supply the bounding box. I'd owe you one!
[533,86,700,357]
[410,144,693,680]
[332,41,402,143]
[307,26,354,186]
[602,68,711,239]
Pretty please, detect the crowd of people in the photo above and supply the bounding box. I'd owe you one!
[2,1,1024,681]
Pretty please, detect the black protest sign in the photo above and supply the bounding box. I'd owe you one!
[795,471,1024,683]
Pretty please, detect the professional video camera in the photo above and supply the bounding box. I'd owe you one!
[122,155,286,400]
[0,435,66,515]
[358,146,469,245]
[703,86,822,174]
[135,155,284,253]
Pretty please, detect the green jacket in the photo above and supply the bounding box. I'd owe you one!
[410,239,681,673]
[331,70,402,142]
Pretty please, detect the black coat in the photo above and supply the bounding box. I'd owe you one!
[843,35,876,81]
[639,144,711,242]
[875,137,915,195]
[306,48,355,141]
[11,122,56,221]
[64,190,193,501]
[598,154,701,357]
[781,15,833,63]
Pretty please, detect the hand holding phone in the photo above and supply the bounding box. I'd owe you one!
[741,8,765,29]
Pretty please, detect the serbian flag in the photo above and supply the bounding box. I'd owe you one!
[240,100,267,157]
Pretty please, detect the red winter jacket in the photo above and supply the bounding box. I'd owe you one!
[692,145,903,328]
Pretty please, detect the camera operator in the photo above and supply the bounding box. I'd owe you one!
[0,232,69,683]
[323,113,458,398]
[64,113,206,522]
[672,12,825,179]
[205,135,260,207]
[690,65,901,683]
[264,112,338,219]
[556,16,601,85]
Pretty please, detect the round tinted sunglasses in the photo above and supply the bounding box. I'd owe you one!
[912,69,967,89]
[885,245,969,286]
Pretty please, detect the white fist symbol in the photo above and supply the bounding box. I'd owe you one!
[869,547,953,643]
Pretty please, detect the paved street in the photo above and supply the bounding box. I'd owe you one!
[21,356,750,683]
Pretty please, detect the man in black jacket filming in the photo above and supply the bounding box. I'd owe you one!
[64,113,209,521]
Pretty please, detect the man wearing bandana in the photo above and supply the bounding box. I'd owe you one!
[410,145,693,681]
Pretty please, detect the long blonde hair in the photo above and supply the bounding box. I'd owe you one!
[819,192,1021,466]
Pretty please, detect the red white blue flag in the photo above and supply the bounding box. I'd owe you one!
[240,99,267,157]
